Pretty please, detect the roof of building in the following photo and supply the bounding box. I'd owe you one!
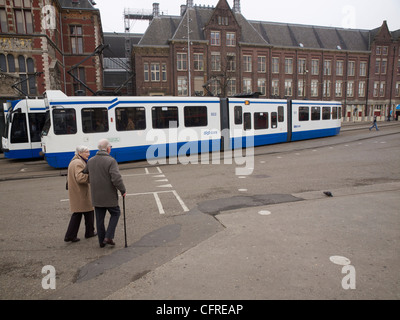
[58,0,98,10]
[103,33,142,57]
[135,2,398,52]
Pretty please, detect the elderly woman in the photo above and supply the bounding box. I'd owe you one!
[64,146,96,242]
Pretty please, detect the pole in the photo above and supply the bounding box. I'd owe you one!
[123,196,127,248]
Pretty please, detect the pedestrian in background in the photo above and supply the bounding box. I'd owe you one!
[83,139,126,248]
[64,146,96,243]
[369,115,379,131]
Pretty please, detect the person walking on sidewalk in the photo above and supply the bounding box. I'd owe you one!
[369,115,379,131]
[64,146,96,243]
[83,139,126,248]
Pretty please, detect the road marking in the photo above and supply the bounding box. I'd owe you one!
[330,256,351,266]
[258,210,271,216]
[157,184,173,188]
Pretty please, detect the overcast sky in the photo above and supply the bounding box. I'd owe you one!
[94,0,400,34]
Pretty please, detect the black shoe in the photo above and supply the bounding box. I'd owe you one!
[85,232,97,239]
[100,242,106,248]
[65,237,80,243]
[103,238,116,246]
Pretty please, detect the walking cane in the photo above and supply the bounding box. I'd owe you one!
[123,195,127,248]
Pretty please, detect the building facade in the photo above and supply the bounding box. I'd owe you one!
[132,0,400,121]
[0,0,103,103]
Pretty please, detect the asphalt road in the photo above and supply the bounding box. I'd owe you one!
[0,122,399,300]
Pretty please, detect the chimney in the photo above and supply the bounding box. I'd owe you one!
[233,0,241,13]
[153,3,160,18]
[187,0,193,8]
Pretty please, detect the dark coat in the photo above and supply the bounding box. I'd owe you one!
[67,155,93,213]
[83,151,126,207]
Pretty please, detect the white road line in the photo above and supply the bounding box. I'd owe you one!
[172,190,190,212]
[153,192,165,215]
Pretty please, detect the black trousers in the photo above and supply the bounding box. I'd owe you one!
[64,211,95,240]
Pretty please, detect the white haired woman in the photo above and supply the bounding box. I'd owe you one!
[64,146,96,242]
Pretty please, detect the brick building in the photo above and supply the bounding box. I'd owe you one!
[132,0,400,121]
[0,0,103,103]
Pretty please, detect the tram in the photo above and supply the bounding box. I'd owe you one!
[2,99,47,159]
[40,90,342,168]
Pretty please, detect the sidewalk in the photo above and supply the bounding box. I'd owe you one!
[107,182,400,300]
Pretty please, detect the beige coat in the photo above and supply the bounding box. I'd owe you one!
[67,155,93,213]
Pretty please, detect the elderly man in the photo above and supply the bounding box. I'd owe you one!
[84,139,126,248]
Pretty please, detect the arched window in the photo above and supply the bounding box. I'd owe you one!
[7,54,15,72]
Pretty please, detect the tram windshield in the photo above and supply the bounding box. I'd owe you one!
[41,111,51,137]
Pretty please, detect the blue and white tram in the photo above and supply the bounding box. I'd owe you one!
[40,91,342,169]
[2,99,47,159]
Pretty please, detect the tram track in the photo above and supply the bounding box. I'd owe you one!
[1,123,399,182]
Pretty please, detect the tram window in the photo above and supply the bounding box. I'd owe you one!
[234,106,242,125]
[116,107,146,131]
[339,107,342,119]
[28,113,46,142]
[244,112,251,131]
[82,108,109,133]
[10,113,28,143]
[184,106,208,127]
[152,107,179,129]
[299,107,309,121]
[254,112,268,130]
[271,112,278,129]
[53,109,77,135]
[332,107,338,120]
[278,106,284,122]
[323,107,331,120]
[311,107,320,121]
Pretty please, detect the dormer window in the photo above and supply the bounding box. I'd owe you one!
[218,16,228,26]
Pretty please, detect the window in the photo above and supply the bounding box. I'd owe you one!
[152,107,178,129]
[177,76,188,96]
[162,64,167,82]
[211,52,221,71]
[144,63,149,81]
[285,58,293,74]
[359,81,366,97]
[28,113,46,142]
[11,113,28,143]
[380,82,385,97]
[257,79,266,96]
[278,106,284,122]
[360,62,367,77]
[244,113,251,131]
[271,112,278,129]
[336,81,343,97]
[116,107,146,131]
[322,107,331,120]
[396,82,400,97]
[272,80,279,96]
[184,107,208,127]
[347,81,354,97]
[81,108,109,133]
[375,59,381,74]
[254,113,268,130]
[227,53,236,72]
[298,80,304,97]
[381,59,387,74]
[211,31,220,46]
[298,58,306,74]
[323,80,331,97]
[243,78,252,93]
[373,82,379,97]
[53,109,77,135]
[336,60,344,76]
[272,57,279,73]
[72,67,86,95]
[194,53,204,71]
[14,0,33,34]
[243,55,252,72]
[332,107,338,120]
[194,77,204,96]
[311,59,319,75]
[258,56,266,73]
[70,26,83,54]
[311,80,318,97]
[311,107,320,121]
[324,60,331,76]
[151,63,160,82]
[0,7,8,33]
[18,56,36,95]
[227,79,236,96]
[226,33,236,46]
[284,80,292,96]
[299,107,309,121]
[348,61,355,76]
[234,106,242,125]
[177,53,187,71]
